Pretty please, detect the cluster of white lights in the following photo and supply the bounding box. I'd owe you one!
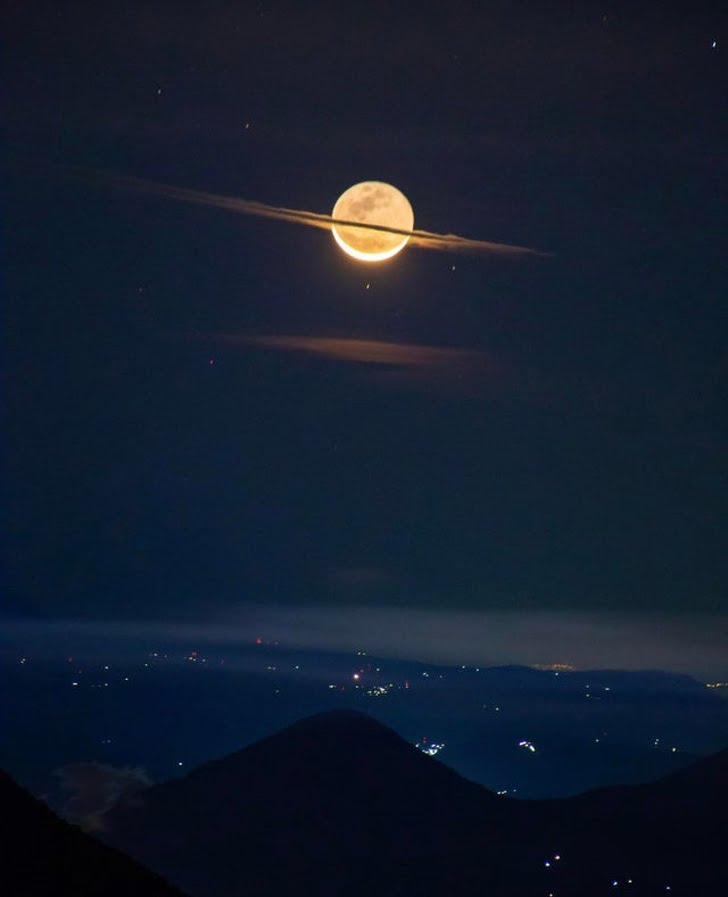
[518,740,537,753]
[416,742,445,756]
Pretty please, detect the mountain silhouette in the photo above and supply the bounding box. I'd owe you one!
[0,769,186,897]
[101,709,728,896]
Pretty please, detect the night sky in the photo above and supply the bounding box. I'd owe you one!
[4,0,727,748]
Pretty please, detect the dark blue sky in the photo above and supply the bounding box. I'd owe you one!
[5,1,726,625]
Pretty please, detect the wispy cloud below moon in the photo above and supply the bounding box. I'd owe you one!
[72,169,547,258]
[198,332,558,400]
[208,333,486,368]
[200,333,503,395]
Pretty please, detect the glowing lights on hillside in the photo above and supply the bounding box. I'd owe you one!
[416,740,445,757]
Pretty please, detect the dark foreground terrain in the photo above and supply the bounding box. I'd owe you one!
[0,770,183,897]
[98,710,727,896]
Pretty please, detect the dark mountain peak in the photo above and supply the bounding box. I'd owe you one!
[100,721,728,897]
[166,707,489,801]
[249,708,415,754]
[283,707,396,733]
[102,710,499,896]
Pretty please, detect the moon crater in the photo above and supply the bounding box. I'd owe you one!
[332,181,414,262]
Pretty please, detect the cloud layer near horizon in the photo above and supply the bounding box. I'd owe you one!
[4,608,727,679]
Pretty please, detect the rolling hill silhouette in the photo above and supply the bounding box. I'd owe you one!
[100,710,726,896]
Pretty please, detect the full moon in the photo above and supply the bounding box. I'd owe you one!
[331,182,414,262]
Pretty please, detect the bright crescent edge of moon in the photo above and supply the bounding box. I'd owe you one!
[331,181,414,262]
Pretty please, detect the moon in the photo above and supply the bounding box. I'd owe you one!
[331,182,414,262]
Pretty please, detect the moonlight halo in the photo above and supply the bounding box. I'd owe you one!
[331,182,414,262]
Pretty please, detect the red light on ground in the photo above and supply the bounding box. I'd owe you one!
[255,637,263,645]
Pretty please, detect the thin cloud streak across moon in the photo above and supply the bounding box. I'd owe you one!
[74,170,547,258]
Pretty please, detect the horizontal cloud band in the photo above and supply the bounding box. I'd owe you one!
[71,169,548,258]
[4,608,726,679]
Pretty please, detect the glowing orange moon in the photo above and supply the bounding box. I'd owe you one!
[331,182,414,262]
